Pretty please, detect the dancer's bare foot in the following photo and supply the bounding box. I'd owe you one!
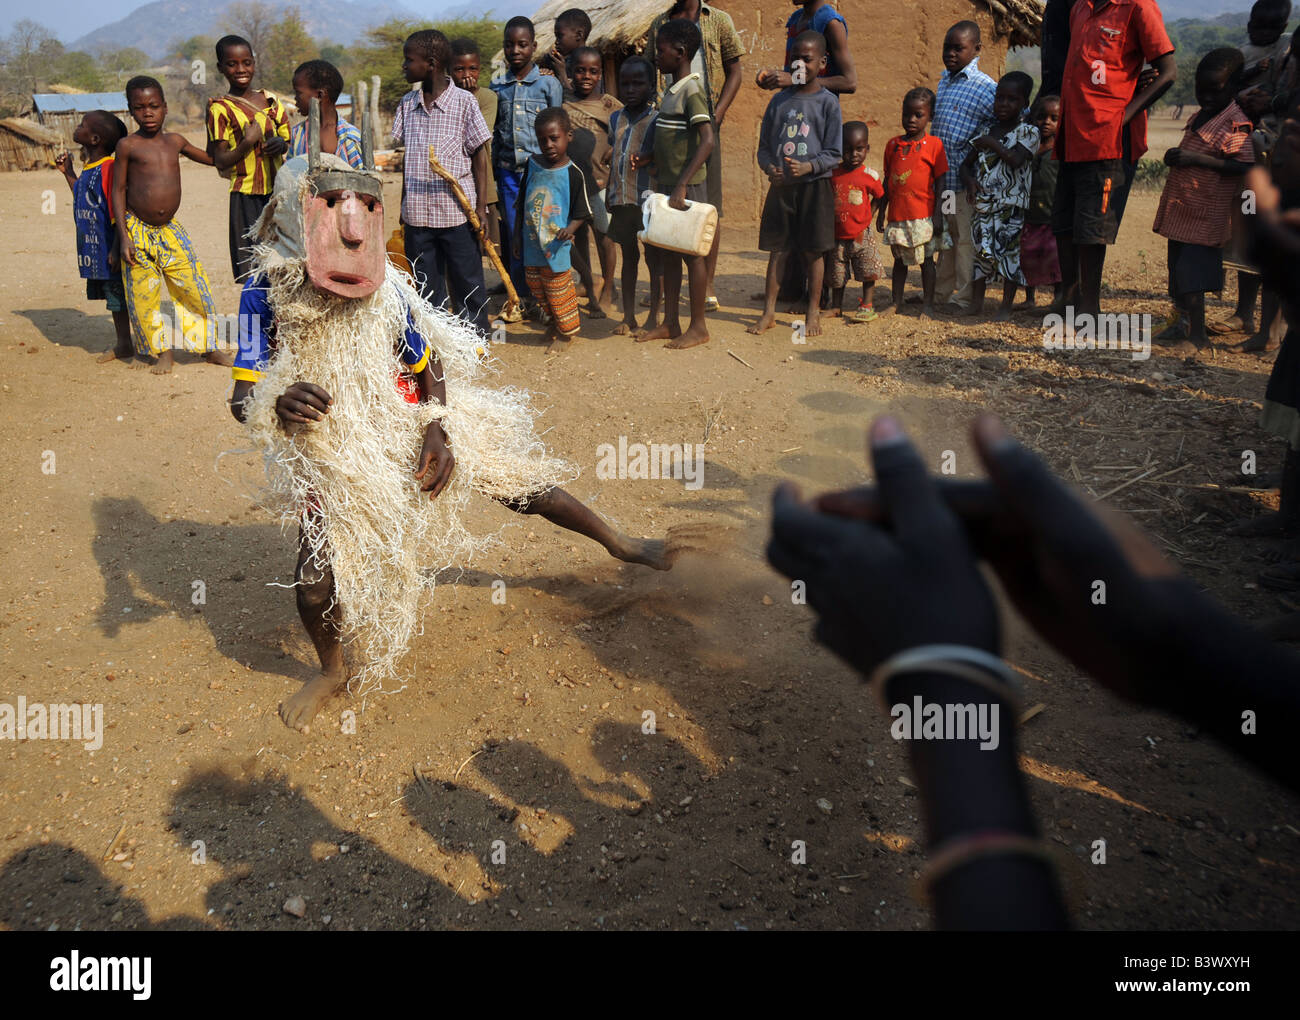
[992,308,1013,322]
[548,335,576,354]
[613,319,636,336]
[586,301,607,320]
[918,304,935,320]
[637,322,674,343]
[149,350,175,375]
[279,670,345,733]
[962,304,983,317]
[746,312,776,335]
[203,349,234,367]
[805,311,823,337]
[97,345,133,364]
[606,534,673,570]
[665,323,709,349]
[877,305,897,317]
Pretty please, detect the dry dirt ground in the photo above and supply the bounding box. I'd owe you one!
[1,124,1297,930]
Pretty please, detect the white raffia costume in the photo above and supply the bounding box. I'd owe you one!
[240,155,576,694]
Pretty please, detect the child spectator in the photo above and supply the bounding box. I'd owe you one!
[828,121,884,323]
[113,77,228,375]
[564,45,623,316]
[55,112,131,363]
[637,19,715,349]
[206,35,291,282]
[646,0,746,310]
[1153,48,1256,353]
[1221,1,1291,349]
[757,0,857,95]
[1019,94,1063,308]
[540,8,591,99]
[394,29,493,334]
[606,56,660,336]
[450,38,501,246]
[513,107,593,351]
[961,71,1038,320]
[1242,0,1292,93]
[288,60,362,168]
[493,17,565,315]
[932,20,997,312]
[748,32,841,339]
[877,88,948,319]
[1053,0,1174,318]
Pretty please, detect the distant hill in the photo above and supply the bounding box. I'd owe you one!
[70,0,417,60]
[1159,1,1250,20]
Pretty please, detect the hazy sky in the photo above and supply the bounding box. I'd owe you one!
[0,0,478,42]
[0,0,1255,46]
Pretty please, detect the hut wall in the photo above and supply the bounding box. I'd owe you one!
[0,131,59,171]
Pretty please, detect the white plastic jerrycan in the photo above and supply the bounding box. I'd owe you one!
[638,191,718,257]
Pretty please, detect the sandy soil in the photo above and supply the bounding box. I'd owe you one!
[0,142,1297,931]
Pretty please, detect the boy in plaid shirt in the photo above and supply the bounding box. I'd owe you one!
[394,29,493,334]
[932,21,996,312]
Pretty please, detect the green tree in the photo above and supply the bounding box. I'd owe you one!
[97,47,152,91]
[53,51,104,92]
[261,7,316,93]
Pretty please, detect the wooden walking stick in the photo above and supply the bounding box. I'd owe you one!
[428,147,520,321]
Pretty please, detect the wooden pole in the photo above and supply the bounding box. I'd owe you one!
[428,146,520,321]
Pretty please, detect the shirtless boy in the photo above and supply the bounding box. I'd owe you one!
[112,76,231,374]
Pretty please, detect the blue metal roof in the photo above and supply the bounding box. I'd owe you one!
[33,93,130,113]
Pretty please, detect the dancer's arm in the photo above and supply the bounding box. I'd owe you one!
[413,353,454,499]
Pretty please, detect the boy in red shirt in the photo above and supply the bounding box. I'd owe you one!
[1052,0,1176,317]
[829,121,884,322]
[877,88,948,318]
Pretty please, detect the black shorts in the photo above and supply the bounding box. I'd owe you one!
[758,178,836,255]
[229,191,270,281]
[706,133,723,218]
[1050,159,1129,246]
[607,204,644,247]
[1167,240,1224,297]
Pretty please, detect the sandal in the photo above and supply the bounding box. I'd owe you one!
[849,304,878,324]
[704,295,720,312]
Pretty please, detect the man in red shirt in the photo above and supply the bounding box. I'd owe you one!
[1052,0,1175,318]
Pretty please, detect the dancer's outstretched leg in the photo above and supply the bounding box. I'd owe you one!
[503,488,673,570]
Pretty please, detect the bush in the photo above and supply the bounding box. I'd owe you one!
[1133,158,1169,189]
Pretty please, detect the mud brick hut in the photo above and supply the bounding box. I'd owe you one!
[0,117,63,171]
[523,0,1044,222]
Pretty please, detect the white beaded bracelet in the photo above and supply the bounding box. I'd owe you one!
[868,644,1023,714]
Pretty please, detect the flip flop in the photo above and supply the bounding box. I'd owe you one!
[849,306,878,323]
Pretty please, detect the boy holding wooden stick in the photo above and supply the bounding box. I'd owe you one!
[394,28,492,334]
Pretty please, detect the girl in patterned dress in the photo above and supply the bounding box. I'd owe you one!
[960,72,1038,320]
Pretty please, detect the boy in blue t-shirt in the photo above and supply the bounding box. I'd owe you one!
[55,111,132,363]
[512,107,594,352]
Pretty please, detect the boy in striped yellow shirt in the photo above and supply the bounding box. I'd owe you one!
[206,34,291,281]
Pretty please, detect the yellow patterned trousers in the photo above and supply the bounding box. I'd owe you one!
[122,212,217,356]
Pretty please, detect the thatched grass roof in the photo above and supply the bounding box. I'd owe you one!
[524,0,1044,55]
[0,117,63,146]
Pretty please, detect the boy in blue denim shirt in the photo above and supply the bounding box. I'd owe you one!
[492,16,564,311]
